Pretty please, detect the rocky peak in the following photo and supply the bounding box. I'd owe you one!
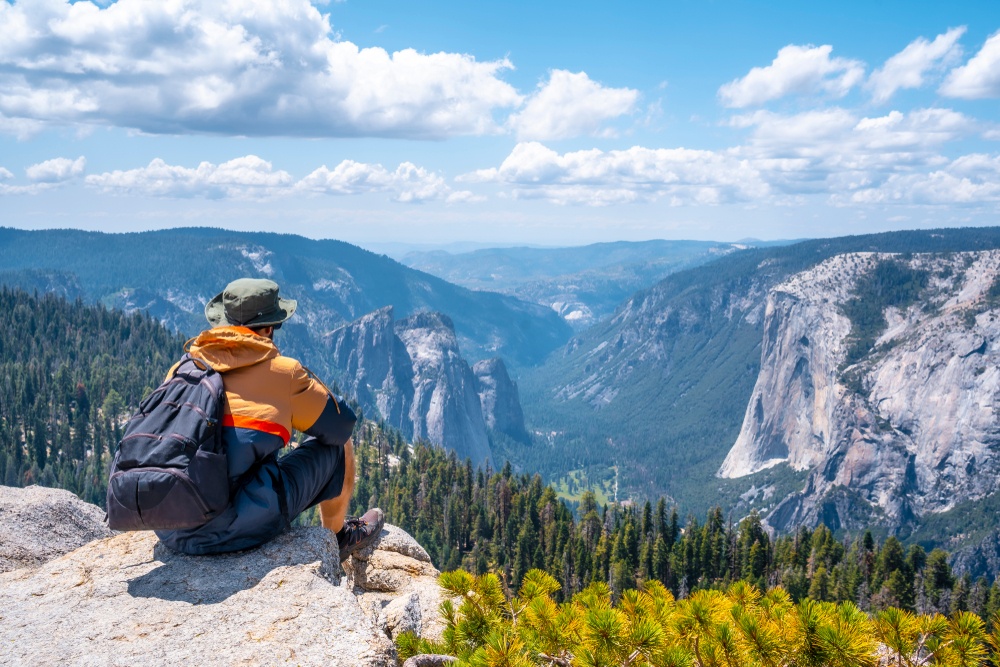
[326,308,495,467]
[473,358,529,443]
[0,485,450,666]
[719,250,1000,533]
[327,306,414,434]
[395,313,493,467]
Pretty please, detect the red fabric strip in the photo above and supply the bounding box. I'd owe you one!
[222,414,290,444]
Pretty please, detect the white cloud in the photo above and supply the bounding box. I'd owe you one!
[848,153,1000,205]
[718,44,865,108]
[867,27,966,103]
[462,141,770,206]
[26,156,86,182]
[0,0,521,138]
[297,160,477,203]
[85,156,294,199]
[0,155,85,194]
[467,105,989,208]
[940,31,1000,99]
[736,107,972,167]
[0,113,43,140]
[81,154,478,203]
[507,70,639,141]
[729,107,975,197]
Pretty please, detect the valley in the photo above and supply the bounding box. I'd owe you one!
[6,225,1000,573]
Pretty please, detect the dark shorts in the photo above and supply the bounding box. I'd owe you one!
[277,437,347,518]
[157,437,346,555]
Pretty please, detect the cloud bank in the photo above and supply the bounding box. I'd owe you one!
[465,107,996,209]
[0,0,521,138]
[79,155,474,202]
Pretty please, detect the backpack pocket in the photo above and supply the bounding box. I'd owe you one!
[107,456,227,531]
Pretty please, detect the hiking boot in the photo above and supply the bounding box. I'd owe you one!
[336,508,385,562]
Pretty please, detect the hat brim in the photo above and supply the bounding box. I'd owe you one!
[205,292,297,328]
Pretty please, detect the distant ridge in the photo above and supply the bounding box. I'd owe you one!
[0,226,572,372]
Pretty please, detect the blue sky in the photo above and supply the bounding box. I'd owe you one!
[0,0,998,247]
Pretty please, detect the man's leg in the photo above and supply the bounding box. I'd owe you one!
[318,438,355,532]
[277,436,382,561]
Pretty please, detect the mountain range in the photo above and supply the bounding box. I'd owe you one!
[0,227,571,373]
[399,240,791,329]
[8,224,1000,563]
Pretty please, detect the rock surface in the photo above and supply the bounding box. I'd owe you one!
[327,306,415,434]
[0,506,409,666]
[473,358,530,443]
[345,524,453,643]
[0,484,113,573]
[719,251,1000,533]
[327,307,495,466]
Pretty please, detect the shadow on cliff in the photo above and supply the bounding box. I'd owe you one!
[126,538,331,605]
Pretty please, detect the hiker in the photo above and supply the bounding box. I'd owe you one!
[155,277,384,559]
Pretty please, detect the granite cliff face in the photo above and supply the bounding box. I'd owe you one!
[473,358,529,443]
[327,308,494,467]
[720,251,1000,533]
[398,312,493,467]
[328,306,415,435]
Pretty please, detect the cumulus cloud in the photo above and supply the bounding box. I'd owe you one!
[730,107,975,196]
[85,156,294,198]
[848,153,1000,205]
[867,27,966,103]
[940,31,1000,99]
[466,105,990,208]
[297,160,477,202]
[79,154,476,203]
[739,107,972,156]
[0,0,521,138]
[507,70,639,141]
[0,155,85,193]
[461,141,770,206]
[718,44,865,108]
[26,156,86,182]
[0,113,44,140]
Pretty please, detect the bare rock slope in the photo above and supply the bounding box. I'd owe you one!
[720,251,1000,533]
[0,485,450,667]
[327,307,494,466]
[0,484,112,573]
[473,358,529,443]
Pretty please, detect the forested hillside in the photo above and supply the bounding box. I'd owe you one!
[348,429,1000,619]
[0,287,184,506]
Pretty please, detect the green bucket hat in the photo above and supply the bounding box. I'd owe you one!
[205,278,297,328]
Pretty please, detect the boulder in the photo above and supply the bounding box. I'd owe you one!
[0,484,113,573]
[0,526,396,666]
[345,524,453,643]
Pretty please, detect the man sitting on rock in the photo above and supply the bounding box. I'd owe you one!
[157,278,384,559]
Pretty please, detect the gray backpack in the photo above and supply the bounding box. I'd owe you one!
[106,355,229,531]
